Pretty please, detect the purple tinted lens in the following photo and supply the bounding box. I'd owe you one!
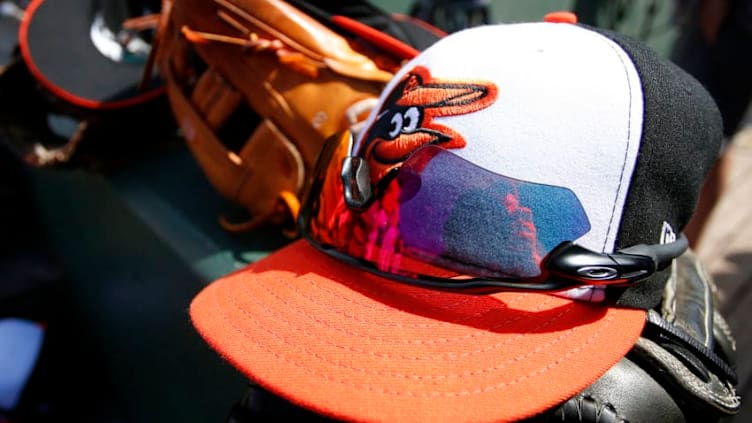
[395,145,591,279]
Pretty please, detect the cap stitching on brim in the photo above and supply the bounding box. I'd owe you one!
[210,285,617,396]
[286,272,563,332]
[214,277,617,388]
[308,276,534,316]
[261,252,535,322]
[235,271,574,345]
[223,282,577,362]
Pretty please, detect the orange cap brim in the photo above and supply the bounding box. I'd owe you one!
[190,239,646,422]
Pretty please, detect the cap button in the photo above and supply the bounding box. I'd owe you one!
[543,11,578,24]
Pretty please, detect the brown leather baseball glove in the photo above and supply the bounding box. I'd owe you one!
[150,0,443,234]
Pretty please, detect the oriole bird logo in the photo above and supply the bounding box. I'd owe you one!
[357,65,498,183]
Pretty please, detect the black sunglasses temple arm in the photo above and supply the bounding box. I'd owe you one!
[545,233,689,286]
[617,233,689,270]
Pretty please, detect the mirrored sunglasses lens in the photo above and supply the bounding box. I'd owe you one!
[306,143,592,283]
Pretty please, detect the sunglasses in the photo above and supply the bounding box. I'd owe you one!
[298,131,688,295]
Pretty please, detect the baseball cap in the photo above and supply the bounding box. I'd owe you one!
[18,0,164,111]
[190,19,722,423]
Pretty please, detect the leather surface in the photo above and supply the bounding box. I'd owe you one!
[155,0,402,231]
[529,250,741,422]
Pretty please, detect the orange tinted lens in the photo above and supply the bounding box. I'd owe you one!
[307,131,353,246]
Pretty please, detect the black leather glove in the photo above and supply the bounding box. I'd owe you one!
[529,249,740,422]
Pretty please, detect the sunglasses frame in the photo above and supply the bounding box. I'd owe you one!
[298,132,689,295]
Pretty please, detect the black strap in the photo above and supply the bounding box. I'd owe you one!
[643,310,737,385]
